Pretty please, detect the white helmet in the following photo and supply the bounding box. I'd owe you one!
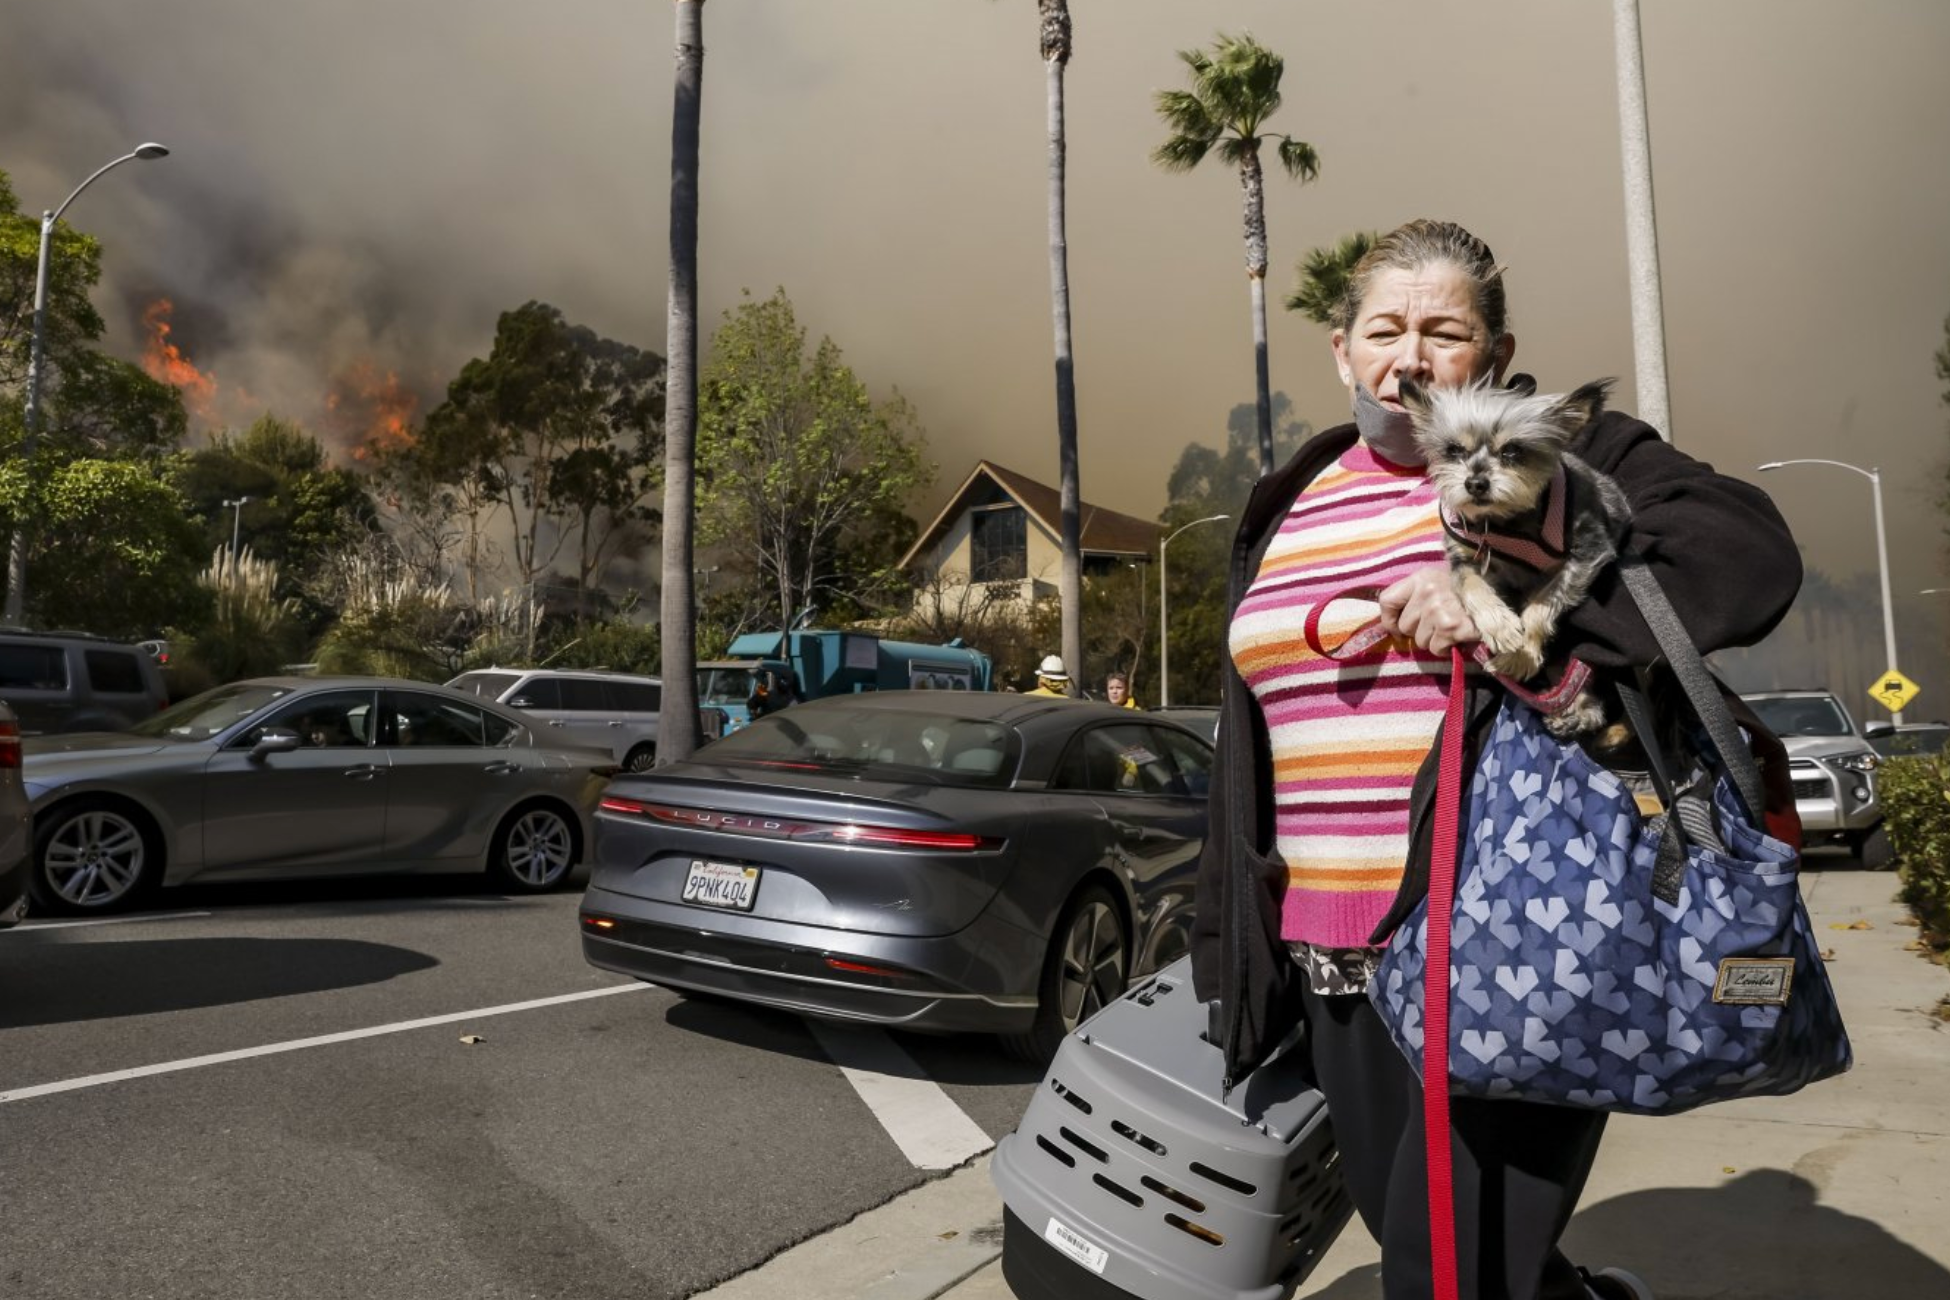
[1037,654,1069,681]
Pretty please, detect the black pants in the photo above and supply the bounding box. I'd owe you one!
[1302,986,1608,1300]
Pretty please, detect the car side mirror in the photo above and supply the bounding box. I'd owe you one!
[251,728,303,760]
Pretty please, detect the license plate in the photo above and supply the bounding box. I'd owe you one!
[682,860,760,912]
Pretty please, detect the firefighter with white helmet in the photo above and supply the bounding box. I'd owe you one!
[1024,654,1071,698]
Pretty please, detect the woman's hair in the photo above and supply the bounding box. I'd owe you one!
[1334,218,1508,339]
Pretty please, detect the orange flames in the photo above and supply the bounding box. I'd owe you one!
[140,299,217,418]
[327,361,420,461]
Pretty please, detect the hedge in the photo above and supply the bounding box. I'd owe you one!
[1878,755,1950,955]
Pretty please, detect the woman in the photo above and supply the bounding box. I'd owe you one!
[1188,219,1799,1300]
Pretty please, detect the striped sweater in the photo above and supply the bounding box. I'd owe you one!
[1227,442,1454,948]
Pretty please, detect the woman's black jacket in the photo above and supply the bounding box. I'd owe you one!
[1187,413,1803,1089]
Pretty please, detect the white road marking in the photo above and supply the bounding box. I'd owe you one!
[807,1021,994,1170]
[7,911,214,932]
[0,983,650,1105]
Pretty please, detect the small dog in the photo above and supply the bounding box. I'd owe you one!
[1399,374,1632,737]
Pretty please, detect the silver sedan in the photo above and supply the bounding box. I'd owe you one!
[22,676,614,915]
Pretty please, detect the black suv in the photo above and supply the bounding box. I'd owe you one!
[0,630,170,736]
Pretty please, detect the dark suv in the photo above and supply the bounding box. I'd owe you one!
[0,631,169,736]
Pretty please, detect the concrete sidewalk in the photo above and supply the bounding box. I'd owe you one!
[700,867,1950,1300]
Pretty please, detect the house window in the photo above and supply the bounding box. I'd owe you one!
[970,506,1027,583]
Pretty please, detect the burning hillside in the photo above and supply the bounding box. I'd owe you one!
[327,361,420,461]
[140,299,217,419]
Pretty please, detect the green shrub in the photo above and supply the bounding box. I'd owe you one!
[1878,755,1950,951]
[535,620,661,675]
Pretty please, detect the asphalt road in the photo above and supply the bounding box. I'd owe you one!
[0,871,1044,1300]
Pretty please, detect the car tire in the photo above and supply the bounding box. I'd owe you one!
[29,797,161,916]
[1003,884,1129,1064]
[489,802,580,892]
[1849,822,1895,870]
[624,744,657,773]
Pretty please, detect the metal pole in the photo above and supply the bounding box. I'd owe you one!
[1870,468,1903,725]
[1159,544,1170,708]
[1611,0,1672,440]
[231,500,243,557]
[1,214,54,627]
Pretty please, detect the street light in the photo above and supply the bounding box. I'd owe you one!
[221,497,250,558]
[1759,459,1903,723]
[1159,513,1230,708]
[2,143,171,627]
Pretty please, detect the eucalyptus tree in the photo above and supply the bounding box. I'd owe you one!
[1039,0,1084,697]
[1153,33,1319,477]
[660,0,706,762]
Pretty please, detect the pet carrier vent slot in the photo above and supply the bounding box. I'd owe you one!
[1092,1173,1144,1208]
[1165,1213,1225,1247]
[1034,1135,1076,1168]
[1050,1079,1093,1114]
[1280,1208,1313,1237]
[1126,978,1176,1007]
[1188,1161,1257,1196]
[1059,1127,1109,1163]
[1111,1120,1167,1157]
[1290,1166,1320,1193]
[1140,1175,1204,1213]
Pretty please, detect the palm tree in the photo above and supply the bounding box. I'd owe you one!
[1153,33,1319,477]
[1040,0,1084,697]
[1284,230,1377,327]
[1611,0,1672,439]
[659,0,705,762]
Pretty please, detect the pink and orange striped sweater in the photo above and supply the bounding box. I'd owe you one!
[1227,443,1455,948]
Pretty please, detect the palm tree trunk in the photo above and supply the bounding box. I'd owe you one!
[659,0,705,762]
[1611,0,1672,440]
[1239,146,1273,477]
[1042,0,1083,697]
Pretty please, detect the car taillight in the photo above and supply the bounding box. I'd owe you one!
[0,719,17,769]
[600,796,650,815]
[813,825,991,851]
[597,798,999,851]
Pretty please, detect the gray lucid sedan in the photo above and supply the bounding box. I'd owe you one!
[579,691,1212,1059]
[22,676,614,915]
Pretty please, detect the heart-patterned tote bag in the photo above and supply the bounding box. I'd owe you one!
[1370,695,1851,1116]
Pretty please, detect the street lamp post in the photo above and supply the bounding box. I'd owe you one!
[221,497,250,558]
[1159,513,1229,708]
[1760,459,1902,723]
[2,143,171,627]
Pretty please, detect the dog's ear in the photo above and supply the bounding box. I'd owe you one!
[1397,376,1433,418]
[1502,372,1538,397]
[1550,377,1614,433]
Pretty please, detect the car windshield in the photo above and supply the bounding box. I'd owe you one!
[129,683,292,741]
[705,708,1021,788]
[1746,696,1853,738]
[446,671,522,700]
[1870,726,1950,758]
[699,667,759,706]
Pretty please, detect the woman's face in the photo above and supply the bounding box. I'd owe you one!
[1105,678,1129,705]
[1331,262,1514,411]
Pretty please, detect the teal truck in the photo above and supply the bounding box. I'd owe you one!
[697,630,992,732]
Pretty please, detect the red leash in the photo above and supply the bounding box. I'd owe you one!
[1424,646,1466,1300]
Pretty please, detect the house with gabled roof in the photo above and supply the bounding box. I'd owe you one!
[899,460,1161,615]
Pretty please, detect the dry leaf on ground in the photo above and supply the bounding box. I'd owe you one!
[459,1034,485,1045]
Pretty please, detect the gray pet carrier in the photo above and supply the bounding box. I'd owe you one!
[990,958,1353,1300]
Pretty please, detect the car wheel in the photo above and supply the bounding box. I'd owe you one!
[1849,822,1895,870]
[30,798,159,915]
[1003,884,1129,1064]
[490,803,579,892]
[624,744,657,773]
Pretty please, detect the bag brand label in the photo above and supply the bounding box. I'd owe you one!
[1713,957,1795,1005]
[1044,1216,1109,1274]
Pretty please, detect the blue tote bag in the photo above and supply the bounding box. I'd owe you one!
[1370,558,1852,1116]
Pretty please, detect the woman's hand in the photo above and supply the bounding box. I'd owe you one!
[1376,566,1480,653]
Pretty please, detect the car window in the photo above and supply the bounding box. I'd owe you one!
[510,676,561,709]
[390,693,489,747]
[447,671,521,700]
[558,678,609,712]
[1053,725,1187,797]
[85,650,147,695]
[1745,696,1853,738]
[233,690,376,750]
[137,683,291,741]
[0,644,68,691]
[480,709,522,747]
[609,680,661,712]
[1155,727,1214,799]
[705,707,1020,788]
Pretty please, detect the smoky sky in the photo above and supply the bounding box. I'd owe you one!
[4,0,1950,684]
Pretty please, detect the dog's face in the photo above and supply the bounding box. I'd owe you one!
[1401,376,1613,522]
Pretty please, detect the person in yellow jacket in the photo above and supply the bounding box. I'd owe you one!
[1104,671,1141,710]
[1024,654,1072,698]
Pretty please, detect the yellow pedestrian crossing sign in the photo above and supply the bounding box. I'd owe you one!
[1868,670,1920,713]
